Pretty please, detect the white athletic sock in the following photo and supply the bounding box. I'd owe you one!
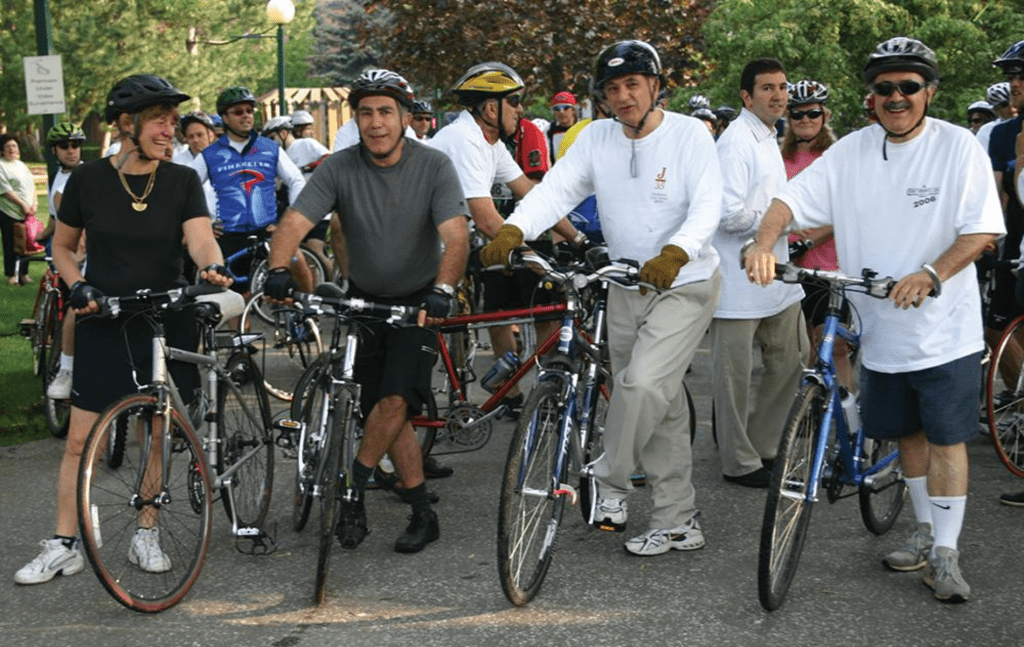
[905,476,932,526]
[930,495,966,557]
[60,353,74,371]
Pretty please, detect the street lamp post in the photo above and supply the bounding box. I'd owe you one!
[266,0,295,117]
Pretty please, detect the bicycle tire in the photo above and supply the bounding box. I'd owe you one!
[758,382,823,612]
[987,315,1024,477]
[217,351,275,528]
[497,378,568,606]
[577,375,609,524]
[858,437,905,534]
[42,309,71,439]
[240,295,323,402]
[314,390,355,606]
[78,395,212,613]
[249,249,327,325]
[291,356,328,532]
[34,289,56,379]
[104,407,129,469]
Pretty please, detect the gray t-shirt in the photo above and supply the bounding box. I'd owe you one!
[293,138,468,298]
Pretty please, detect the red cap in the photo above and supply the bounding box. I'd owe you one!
[550,91,577,107]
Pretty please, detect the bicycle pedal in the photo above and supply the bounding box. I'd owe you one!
[234,524,277,556]
[553,483,578,505]
[19,318,35,338]
[593,519,627,533]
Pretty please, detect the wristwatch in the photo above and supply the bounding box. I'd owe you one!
[434,283,457,297]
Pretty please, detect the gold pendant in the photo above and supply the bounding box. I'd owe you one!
[132,202,148,212]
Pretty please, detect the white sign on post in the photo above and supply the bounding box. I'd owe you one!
[23,55,67,116]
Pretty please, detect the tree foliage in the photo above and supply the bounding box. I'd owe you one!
[356,0,714,111]
[701,0,1024,133]
[0,0,325,143]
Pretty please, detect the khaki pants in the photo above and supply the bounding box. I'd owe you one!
[710,302,808,477]
[593,270,720,530]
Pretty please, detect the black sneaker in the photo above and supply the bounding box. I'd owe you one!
[424,455,454,479]
[394,509,440,553]
[499,393,524,421]
[1000,490,1024,507]
[336,493,369,549]
[723,466,771,489]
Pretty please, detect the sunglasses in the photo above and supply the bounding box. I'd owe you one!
[504,94,524,108]
[228,107,254,116]
[789,108,823,121]
[553,105,573,112]
[56,141,82,150]
[870,80,927,97]
[413,115,431,122]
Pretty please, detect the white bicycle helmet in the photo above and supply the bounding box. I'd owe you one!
[290,110,314,126]
[987,82,1011,107]
[788,80,829,107]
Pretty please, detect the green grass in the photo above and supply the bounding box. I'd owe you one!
[1,163,54,445]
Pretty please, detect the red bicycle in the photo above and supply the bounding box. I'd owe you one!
[18,255,71,437]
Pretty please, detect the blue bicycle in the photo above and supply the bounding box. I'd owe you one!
[757,261,906,611]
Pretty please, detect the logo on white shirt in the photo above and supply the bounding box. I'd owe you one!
[907,185,939,208]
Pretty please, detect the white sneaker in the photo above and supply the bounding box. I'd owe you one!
[46,368,73,400]
[624,515,705,556]
[592,494,627,531]
[14,538,84,585]
[129,527,171,573]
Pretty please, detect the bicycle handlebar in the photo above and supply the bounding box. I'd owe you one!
[92,284,228,318]
[488,247,655,292]
[290,286,420,325]
[771,263,895,299]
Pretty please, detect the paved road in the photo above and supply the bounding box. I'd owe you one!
[3,336,1024,647]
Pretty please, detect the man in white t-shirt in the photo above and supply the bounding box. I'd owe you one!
[711,57,807,490]
[430,62,580,413]
[481,41,722,557]
[745,37,1004,604]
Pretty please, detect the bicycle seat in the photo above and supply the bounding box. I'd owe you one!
[196,290,245,322]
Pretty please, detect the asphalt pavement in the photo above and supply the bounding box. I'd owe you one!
[3,334,1024,647]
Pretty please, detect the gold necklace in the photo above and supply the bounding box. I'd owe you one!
[117,166,157,212]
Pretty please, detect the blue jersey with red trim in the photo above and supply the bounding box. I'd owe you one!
[203,133,280,233]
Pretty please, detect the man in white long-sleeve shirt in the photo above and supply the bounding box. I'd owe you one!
[481,40,722,556]
[711,58,807,489]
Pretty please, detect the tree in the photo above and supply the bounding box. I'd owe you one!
[0,0,324,150]
[308,0,389,85]
[701,0,1024,134]
[357,0,714,112]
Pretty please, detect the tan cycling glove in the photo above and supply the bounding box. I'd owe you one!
[479,224,525,268]
[639,244,689,294]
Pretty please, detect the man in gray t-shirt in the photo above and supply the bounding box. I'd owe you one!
[266,69,469,555]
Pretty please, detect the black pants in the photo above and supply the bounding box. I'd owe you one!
[0,209,27,278]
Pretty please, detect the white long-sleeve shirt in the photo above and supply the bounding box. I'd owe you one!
[506,111,722,288]
[713,108,803,318]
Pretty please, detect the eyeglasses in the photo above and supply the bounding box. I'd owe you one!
[413,115,431,122]
[870,80,927,97]
[228,107,254,116]
[56,141,82,150]
[504,94,524,108]
[789,108,823,121]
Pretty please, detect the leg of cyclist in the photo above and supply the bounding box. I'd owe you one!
[47,309,76,400]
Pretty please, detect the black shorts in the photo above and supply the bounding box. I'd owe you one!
[303,219,329,242]
[988,267,1021,330]
[480,239,557,311]
[800,278,851,328]
[347,281,438,418]
[72,308,199,413]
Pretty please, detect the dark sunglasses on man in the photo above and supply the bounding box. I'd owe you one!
[504,94,524,108]
[56,141,82,150]
[870,80,927,97]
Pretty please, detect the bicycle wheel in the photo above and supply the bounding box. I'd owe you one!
[104,407,129,469]
[987,315,1024,477]
[217,351,274,529]
[758,382,823,612]
[291,357,328,532]
[33,289,57,379]
[858,437,905,534]
[497,378,568,606]
[240,296,323,402]
[78,395,212,613]
[42,313,71,439]
[315,391,355,606]
[577,376,610,523]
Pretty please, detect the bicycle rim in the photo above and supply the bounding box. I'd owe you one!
[314,393,349,606]
[497,379,567,606]
[43,311,71,439]
[987,316,1024,477]
[217,352,274,528]
[242,297,323,402]
[291,357,327,532]
[758,383,821,611]
[78,395,212,613]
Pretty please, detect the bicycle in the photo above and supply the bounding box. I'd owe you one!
[494,250,661,606]
[76,284,276,613]
[17,255,71,437]
[755,260,906,611]
[280,284,420,606]
[985,308,1024,477]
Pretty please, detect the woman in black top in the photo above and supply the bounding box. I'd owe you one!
[14,75,231,586]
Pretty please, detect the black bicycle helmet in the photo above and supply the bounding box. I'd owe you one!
[348,69,415,110]
[412,99,433,114]
[691,108,718,127]
[46,122,86,146]
[451,62,523,107]
[994,40,1024,75]
[216,85,257,116]
[104,74,190,124]
[180,110,215,132]
[714,105,738,123]
[788,80,829,107]
[592,40,665,100]
[862,36,939,83]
